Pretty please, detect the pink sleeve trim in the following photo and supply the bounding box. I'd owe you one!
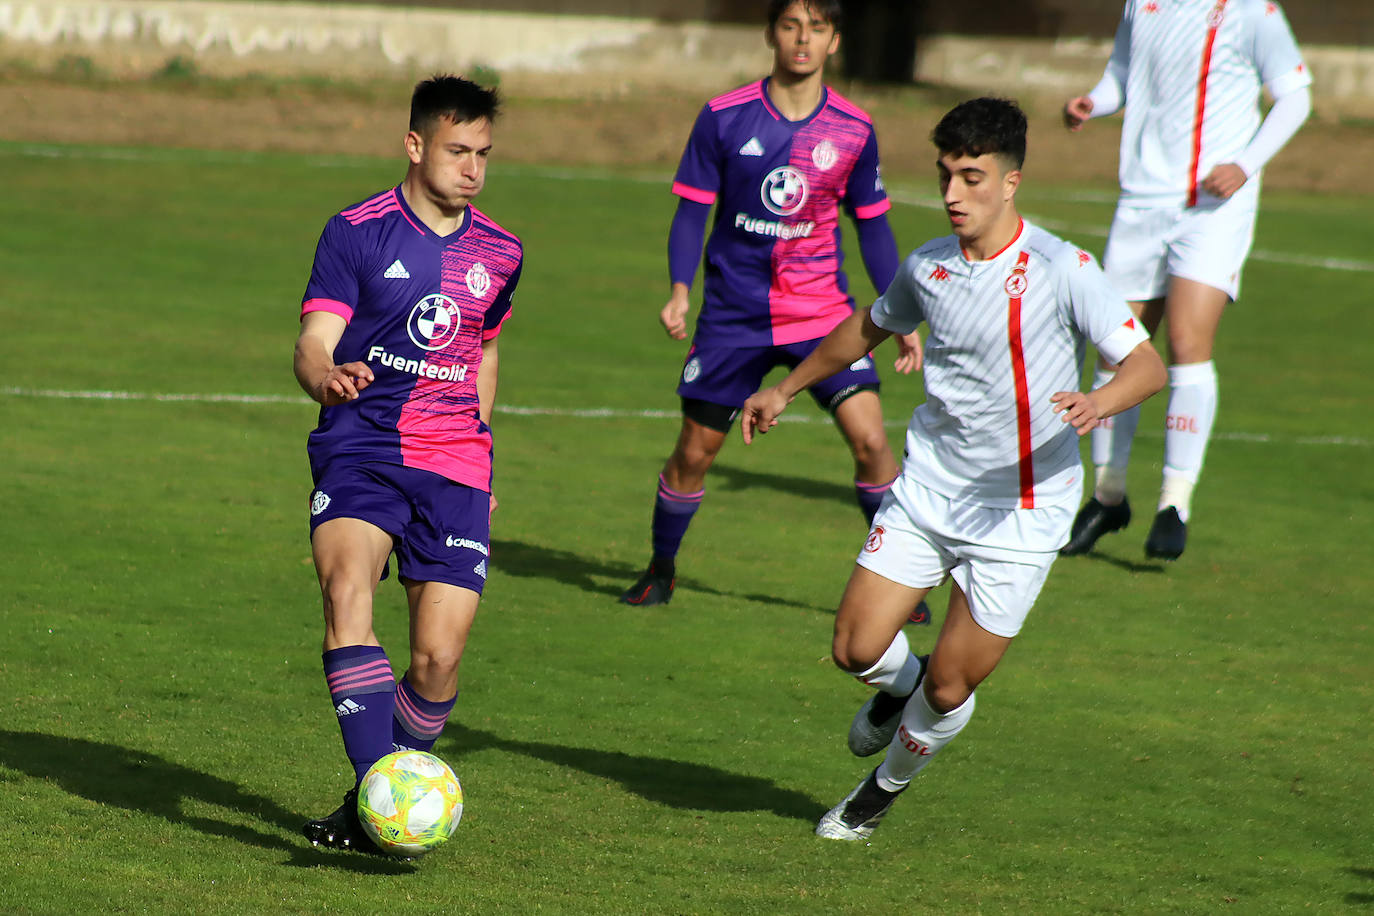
[853,199,892,220]
[301,298,354,323]
[824,88,873,124]
[672,182,717,205]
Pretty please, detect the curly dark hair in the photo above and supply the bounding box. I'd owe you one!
[767,0,842,32]
[931,97,1027,170]
[409,75,502,135]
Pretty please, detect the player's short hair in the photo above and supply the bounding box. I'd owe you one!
[409,75,502,135]
[768,0,842,33]
[931,97,1027,171]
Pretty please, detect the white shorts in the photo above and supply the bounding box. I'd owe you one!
[1103,191,1258,302]
[855,477,1073,638]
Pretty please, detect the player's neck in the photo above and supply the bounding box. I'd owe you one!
[400,179,468,237]
[766,70,826,122]
[961,211,1024,262]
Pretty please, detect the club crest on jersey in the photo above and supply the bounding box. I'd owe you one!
[1004,269,1029,298]
[466,262,491,298]
[864,526,884,553]
[1206,1,1227,27]
[408,293,462,351]
[310,490,331,516]
[761,166,808,216]
[682,357,702,383]
[811,140,838,172]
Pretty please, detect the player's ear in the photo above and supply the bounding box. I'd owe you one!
[1002,165,1022,200]
[827,29,840,56]
[404,130,424,165]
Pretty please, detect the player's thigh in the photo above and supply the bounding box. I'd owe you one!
[1162,276,1229,363]
[924,580,1015,712]
[1103,205,1174,303]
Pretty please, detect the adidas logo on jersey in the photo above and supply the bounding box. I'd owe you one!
[335,698,366,717]
[473,559,487,580]
[738,137,765,157]
[384,259,411,279]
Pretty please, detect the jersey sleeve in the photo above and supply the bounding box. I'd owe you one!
[869,253,924,335]
[670,105,722,205]
[482,260,521,341]
[844,129,891,220]
[301,216,361,322]
[1251,2,1310,98]
[1060,247,1148,364]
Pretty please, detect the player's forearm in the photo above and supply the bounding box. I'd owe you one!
[779,308,890,399]
[1093,341,1166,417]
[293,335,336,400]
[1235,87,1311,177]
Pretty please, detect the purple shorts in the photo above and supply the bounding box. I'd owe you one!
[676,338,881,413]
[308,462,490,594]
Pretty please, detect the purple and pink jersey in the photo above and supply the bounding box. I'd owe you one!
[301,187,521,493]
[672,78,891,348]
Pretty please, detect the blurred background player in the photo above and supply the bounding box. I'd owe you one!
[620,0,927,620]
[742,98,1165,841]
[293,75,521,852]
[1061,0,1311,559]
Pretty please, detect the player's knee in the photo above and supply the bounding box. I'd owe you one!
[849,427,893,471]
[923,672,974,714]
[320,575,373,623]
[408,647,462,688]
[830,634,879,675]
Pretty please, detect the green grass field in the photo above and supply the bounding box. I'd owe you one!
[1,136,1371,914]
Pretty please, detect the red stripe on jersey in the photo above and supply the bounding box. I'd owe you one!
[1006,250,1035,508]
[1188,1,1229,207]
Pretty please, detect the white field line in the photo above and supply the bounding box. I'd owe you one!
[3,386,1368,449]
[5,142,1372,274]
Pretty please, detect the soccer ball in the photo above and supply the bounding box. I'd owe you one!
[357,750,463,857]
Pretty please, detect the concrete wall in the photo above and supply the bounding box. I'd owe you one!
[3,1,1372,113]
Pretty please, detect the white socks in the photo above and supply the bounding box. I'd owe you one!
[1161,361,1217,522]
[1088,361,1217,521]
[1089,366,1138,505]
[875,688,976,791]
[854,630,924,696]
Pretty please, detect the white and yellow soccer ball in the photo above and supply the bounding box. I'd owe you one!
[357,750,463,857]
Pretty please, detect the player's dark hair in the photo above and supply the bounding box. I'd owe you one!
[768,0,842,33]
[409,75,502,135]
[931,97,1027,170]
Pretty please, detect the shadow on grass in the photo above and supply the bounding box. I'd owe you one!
[0,730,410,872]
[1058,551,1170,574]
[441,722,823,823]
[710,461,857,509]
[1348,866,1374,905]
[491,538,833,613]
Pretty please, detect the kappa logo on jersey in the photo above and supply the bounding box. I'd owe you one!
[811,140,838,171]
[682,356,702,384]
[466,262,491,298]
[761,166,808,216]
[738,137,765,157]
[310,490,331,516]
[1143,0,1159,12]
[864,525,884,553]
[929,265,951,281]
[407,293,462,351]
[384,259,411,279]
[1077,249,1092,267]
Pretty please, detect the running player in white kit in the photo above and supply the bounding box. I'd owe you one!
[741,98,1167,841]
[1061,0,1311,560]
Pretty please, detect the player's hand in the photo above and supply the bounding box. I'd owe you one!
[314,361,374,406]
[741,385,791,444]
[489,491,498,525]
[659,290,691,340]
[1201,163,1248,200]
[1063,96,1094,131]
[1050,390,1103,436]
[893,330,924,375]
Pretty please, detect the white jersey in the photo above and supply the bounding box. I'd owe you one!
[1104,0,1309,206]
[871,220,1149,510]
